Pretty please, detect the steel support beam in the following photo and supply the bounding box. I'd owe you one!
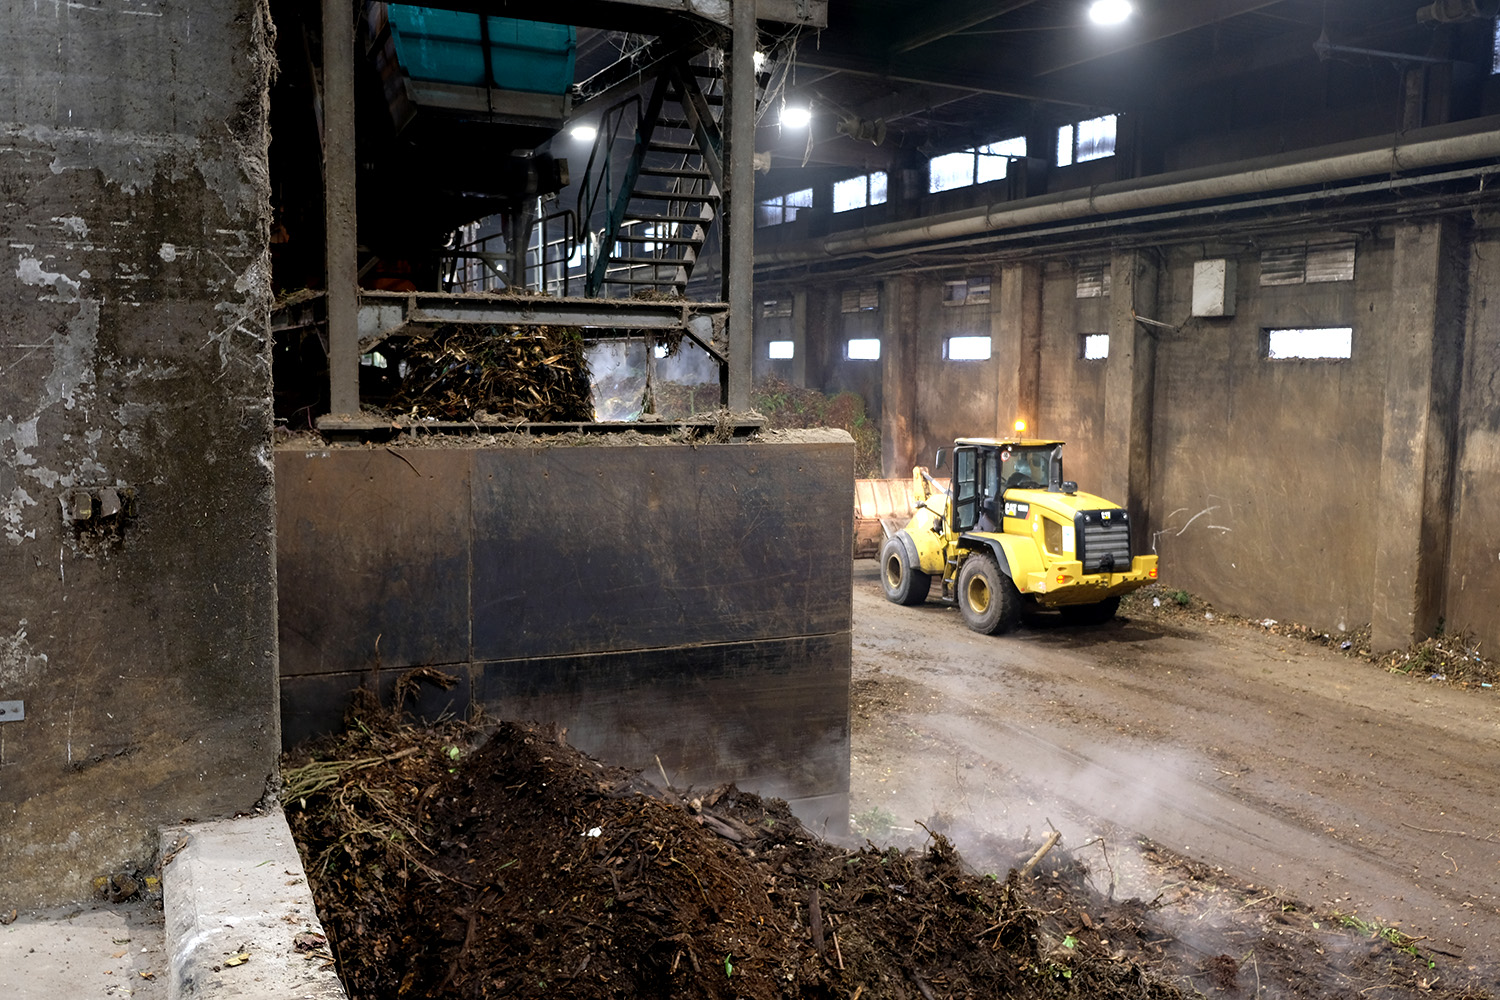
[341,291,731,359]
[323,0,360,417]
[1032,0,1284,76]
[433,0,825,30]
[725,0,756,409]
[891,0,1043,55]
[794,49,1103,108]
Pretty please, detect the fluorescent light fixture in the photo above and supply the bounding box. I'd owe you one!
[1088,0,1132,25]
[570,123,597,142]
[780,105,812,128]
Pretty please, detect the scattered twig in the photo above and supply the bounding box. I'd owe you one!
[1401,822,1473,838]
[906,966,936,1000]
[832,930,845,971]
[809,887,826,957]
[384,447,422,477]
[1019,830,1062,878]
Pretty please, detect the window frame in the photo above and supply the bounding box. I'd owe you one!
[1265,327,1353,361]
[944,335,994,361]
[1057,114,1118,166]
[1080,333,1110,361]
[833,171,889,213]
[755,187,814,227]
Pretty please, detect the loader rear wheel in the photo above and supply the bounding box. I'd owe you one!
[1060,596,1121,625]
[880,533,932,606]
[957,552,1020,635]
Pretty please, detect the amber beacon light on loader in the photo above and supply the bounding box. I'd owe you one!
[879,434,1159,635]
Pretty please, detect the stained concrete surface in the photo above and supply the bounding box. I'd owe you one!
[0,0,280,907]
[0,898,168,1000]
[848,560,1500,974]
[161,808,346,1000]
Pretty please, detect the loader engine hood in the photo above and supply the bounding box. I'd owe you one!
[1001,488,1119,520]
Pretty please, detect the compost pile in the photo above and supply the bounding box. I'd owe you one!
[378,324,594,422]
[751,376,882,478]
[283,690,1489,1000]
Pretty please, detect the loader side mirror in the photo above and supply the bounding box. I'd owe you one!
[934,448,948,470]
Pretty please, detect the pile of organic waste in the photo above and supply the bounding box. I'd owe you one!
[376,324,593,422]
[282,681,1490,1000]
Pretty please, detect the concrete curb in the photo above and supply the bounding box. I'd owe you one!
[161,806,347,1000]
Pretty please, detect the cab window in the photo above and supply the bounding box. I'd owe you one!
[1001,447,1055,490]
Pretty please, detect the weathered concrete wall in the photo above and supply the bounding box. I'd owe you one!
[913,277,1003,457]
[810,221,1500,648]
[0,1,279,906]
[277,436,853,831]
[1035,261,1107,495]
[1147,239,1388,631]
[1445,217,1500,650]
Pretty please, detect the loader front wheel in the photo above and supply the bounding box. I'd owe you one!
[880,533,932,606]
[957,552,1021,635]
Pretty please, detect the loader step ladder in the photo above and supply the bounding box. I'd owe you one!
[578,57,723,298]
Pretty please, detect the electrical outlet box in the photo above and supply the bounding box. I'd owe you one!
[1192,259,1237,317]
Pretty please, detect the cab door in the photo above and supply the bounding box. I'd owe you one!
[952,446,979,531]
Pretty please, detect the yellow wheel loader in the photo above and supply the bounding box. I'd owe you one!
[880,437,1158,635]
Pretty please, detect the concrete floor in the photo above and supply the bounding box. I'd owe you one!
[0,808,344,1000]
[0,899,167,1000]
[846,558,1500,976]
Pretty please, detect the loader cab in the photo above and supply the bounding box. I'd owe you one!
[946,439,1067,532]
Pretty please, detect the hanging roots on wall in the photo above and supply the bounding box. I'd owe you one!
[379,324,594,422]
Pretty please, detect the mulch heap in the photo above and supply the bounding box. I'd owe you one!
[377,324,594,422]
[282,687,1493,1000]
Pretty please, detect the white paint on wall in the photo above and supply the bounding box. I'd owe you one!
[0,621,50,688]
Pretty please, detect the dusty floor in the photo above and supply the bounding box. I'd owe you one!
[848,559,1500,974]
[0,899,167,1000]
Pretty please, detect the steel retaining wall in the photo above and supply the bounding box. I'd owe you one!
[275,433,853,830]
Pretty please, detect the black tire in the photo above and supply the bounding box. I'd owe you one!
[957,552,1021,635]
[1059,596,1121,625]
[879,532,932,606]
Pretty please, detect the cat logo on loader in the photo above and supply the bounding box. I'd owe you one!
[880,436,1158,634]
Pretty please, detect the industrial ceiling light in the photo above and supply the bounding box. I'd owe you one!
[780,104,812,128]
[1088,0,1133,25]
[570,123,597,142]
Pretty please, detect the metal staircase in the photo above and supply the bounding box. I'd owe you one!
[578,56,724,298]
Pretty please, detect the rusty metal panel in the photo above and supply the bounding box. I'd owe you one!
[276,447,473,677]
[470,439,853,660]
[470,632,850,825]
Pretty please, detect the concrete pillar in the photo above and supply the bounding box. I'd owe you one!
[323,0,359,416]
[0,0,278,907]
[791,289,809,386]
[881,276,919,477]
[1104,250,1159,546]
[724,0,756,410]
[995,262,1042,437]
[1371,218,1467,652]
